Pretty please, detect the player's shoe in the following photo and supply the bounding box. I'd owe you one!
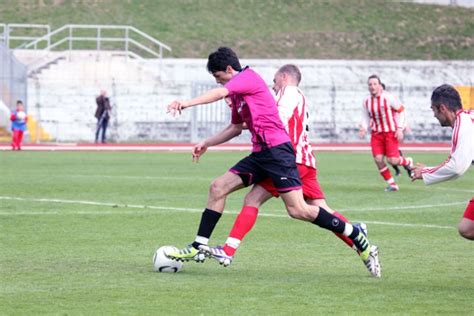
[362,245,382,278]
[199,245,233,267]
[403,157,414,179]
[354,222,368,237]
[384,184,399,192]
[164,244,206,262]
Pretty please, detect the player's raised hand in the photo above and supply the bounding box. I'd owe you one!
[192,141,208,163]
[167,101,185,116]
[358,127,366,138]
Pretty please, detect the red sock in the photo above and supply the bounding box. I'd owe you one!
[223,206,259,256]
[12,130,20,150]
[379,166,392,181]
[17,131,23,150]
[398,157,410,166]
[332,211,354,248]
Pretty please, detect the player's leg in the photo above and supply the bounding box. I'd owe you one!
[17,130,24,150]
[166,171,245,262]
[386,138,413,179]
[376,155,398,191]
[280,190,380,277]
[95,119,101,143]
[371,133,397,191]
[11,129,18,150]
[307,198,356,249]
[101,118,108,143]
[458,198,474,240]
[391,164,401,177]
[398,149,413,177]
[201,183,273,266]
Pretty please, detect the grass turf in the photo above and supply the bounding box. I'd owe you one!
[0,0,473,59]
[0,151,473,314]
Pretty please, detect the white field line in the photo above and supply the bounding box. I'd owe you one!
[0,196,458,230]
[71,174,215,181]
[73,174,474,194]
[431,186,474,194]
[338,201,467,212]
[0,144,451,152]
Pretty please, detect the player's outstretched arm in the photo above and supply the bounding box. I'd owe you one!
[167,87,229,115]
[192,123,243,162]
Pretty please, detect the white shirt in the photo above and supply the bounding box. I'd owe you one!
[422,110,474,185]
[276,86,316,169]
[361,91,406,133]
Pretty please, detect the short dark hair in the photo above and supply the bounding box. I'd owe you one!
[431,84,462,112]
[207,47,242,73]
[381,83,386,90]
[16,100,23,105]
[368,74,382,84]
[278,64,302,85]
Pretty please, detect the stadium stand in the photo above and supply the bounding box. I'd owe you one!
[3,23,474,143]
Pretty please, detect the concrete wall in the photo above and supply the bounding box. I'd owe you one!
[18,51,474,143]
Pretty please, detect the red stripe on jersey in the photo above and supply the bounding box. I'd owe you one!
[370,97,378,131]
[377,96,386,132]
[422,157,449,174]
[276,86,286,106]
[384,98,393,131]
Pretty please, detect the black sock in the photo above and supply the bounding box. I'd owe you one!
[312,207,346,234]
[348,226,369,253]
[191,208,222,249]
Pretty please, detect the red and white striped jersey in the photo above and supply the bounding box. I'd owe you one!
[275,86,316,169]
[422,110,474,185]
[361,91,406,133]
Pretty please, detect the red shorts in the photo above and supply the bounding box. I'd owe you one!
[371,132,400,158]
[463,198,474,220]
[259,164,325,200]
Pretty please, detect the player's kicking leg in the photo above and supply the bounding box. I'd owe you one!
[165,171,245,263]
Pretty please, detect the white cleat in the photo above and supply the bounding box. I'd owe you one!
[384,184,399,192]
[363,245,382,278]
[199,245,233,267]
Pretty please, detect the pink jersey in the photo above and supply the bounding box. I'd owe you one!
[422,109,474,185]
[275,86,316,169]
[362,91,406,133]
[225,67,290,152]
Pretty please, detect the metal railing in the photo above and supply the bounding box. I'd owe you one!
[22,24,171,60]
[1,24,51,49]
[0,43,27,111]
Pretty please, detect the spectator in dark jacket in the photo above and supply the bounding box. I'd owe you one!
[95,90,111,143]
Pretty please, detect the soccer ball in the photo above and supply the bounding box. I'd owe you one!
[16,111,26,121]
[153,246,183,273]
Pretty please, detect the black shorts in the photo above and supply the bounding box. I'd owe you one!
[229,142,302,193]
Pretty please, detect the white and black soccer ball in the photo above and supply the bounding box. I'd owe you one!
[153,246,183,273]
[16,111,26,121]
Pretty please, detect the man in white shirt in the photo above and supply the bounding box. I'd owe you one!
[412,84,474,240]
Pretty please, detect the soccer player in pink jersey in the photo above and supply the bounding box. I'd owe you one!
[359,75,414,192]
[165,47,381,276]
[412,84,474,240]
[199,64,380,277]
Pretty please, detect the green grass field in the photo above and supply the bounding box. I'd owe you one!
[1,0,473,59]
[1,151,473,314]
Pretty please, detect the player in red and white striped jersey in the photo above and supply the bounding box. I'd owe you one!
[412,84,474,240]
[359,74,414,192]
[206,64,381,277]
